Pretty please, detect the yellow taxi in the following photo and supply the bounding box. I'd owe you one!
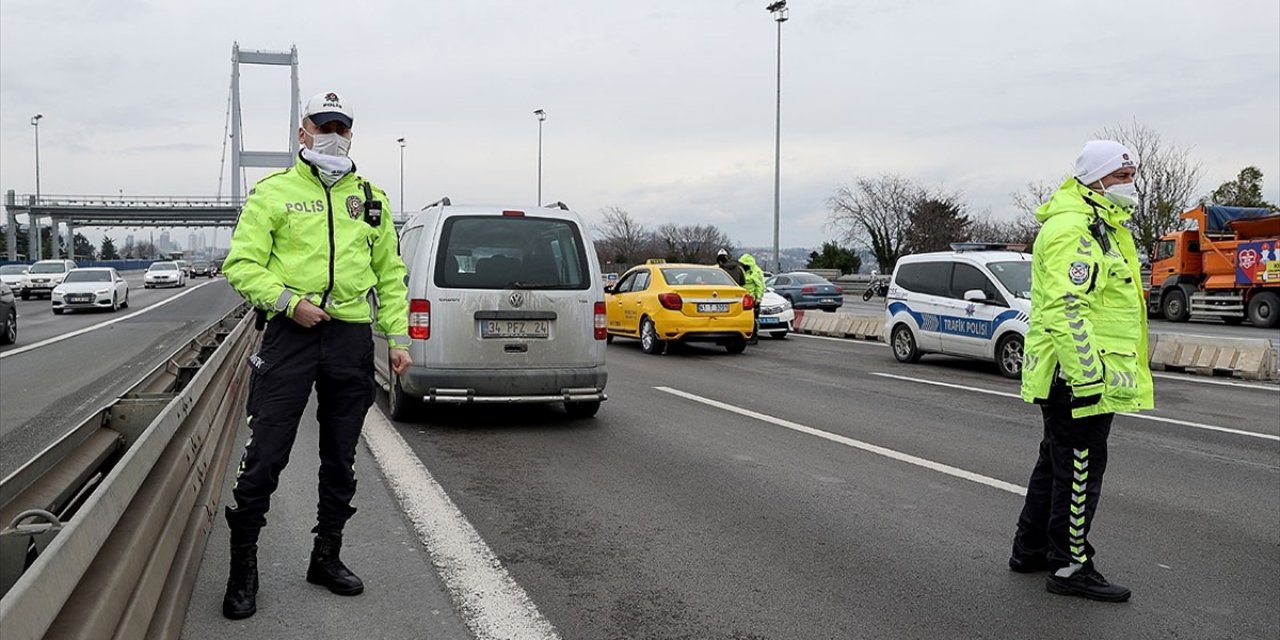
[605,260,756,354]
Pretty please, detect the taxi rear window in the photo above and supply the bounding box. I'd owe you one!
[659,267,736,286]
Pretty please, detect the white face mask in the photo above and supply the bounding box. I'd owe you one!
[302,127,352,157]
[1102,180,1138,208]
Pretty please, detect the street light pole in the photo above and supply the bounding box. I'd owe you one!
[534,109,546,206]
[766,1,788,273]
[397,137,406,216]
[31,113,44,260]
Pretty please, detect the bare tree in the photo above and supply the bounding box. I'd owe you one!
[827,174,925,272]
[1096,120,1203,259]
[592,206,655,267]
[968,215,1041,250]
[653,223,734,264]
[1010,181,1057,218]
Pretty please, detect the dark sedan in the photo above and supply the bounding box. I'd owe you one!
[765,272,844,312]
[0,282,17,345]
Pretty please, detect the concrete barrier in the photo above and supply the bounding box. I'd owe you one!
[1149,333,1278,381]
[797,312,883,341]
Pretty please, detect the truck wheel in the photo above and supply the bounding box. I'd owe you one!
[1247,292,1280,329]
[1161,289,1191,322]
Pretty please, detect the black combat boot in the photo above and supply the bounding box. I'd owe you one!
[306,534,364,595]
[222,544,259,619]
[1046,564,1131,602]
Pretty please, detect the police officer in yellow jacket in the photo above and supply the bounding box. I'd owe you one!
[219,91,412,619]
[1010,140,1154,603]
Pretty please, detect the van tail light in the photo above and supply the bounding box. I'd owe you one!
[743,294,755,310]
[409,299,431,340]
[801,285,818,294]
[593,301,607,340]
[502,210,525,217]
[658,293,683,310]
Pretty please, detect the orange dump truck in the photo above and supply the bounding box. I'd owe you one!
[1147,205,1280,328]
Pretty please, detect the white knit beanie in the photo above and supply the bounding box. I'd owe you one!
[1074,140,1139,186]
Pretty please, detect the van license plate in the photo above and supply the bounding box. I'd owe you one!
[480,320,549,339]
[696,303,729,313]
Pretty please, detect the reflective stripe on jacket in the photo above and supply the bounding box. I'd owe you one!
[1020,177,1154,418]
[223,153,411,348]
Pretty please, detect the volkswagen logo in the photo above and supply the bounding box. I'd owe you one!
[509,292,525,307]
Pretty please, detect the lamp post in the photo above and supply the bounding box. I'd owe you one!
[534,109,546,206]
[397,137,406,216]
[31,113,44,260]
[766,1,788,273]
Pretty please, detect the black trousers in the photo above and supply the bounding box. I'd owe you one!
[1012,394,1114,569]
[225,318,375,547]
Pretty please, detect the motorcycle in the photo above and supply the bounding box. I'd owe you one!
[862,271,889,301]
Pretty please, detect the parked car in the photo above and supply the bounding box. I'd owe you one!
[883,246,1031,378]
[379,201,608,421]
[0,264,29,296]
[191,261,213,277]
[765,271,844,312]
[20,259,78,300]
[757,289,795,339]
[0,282,17,345]
[606,260,755,354]
[144,261,186,288]
[52,267,130,314]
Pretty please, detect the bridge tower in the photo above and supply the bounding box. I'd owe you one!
[229,43,300,205]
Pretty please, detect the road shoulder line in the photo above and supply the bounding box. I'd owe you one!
[361,407,561,640]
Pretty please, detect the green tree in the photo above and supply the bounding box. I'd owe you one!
[73,233,97,261]
[1209,166,1277,209]
[904,197,971,254]
[806,241,862,274]
[100,236,121,260]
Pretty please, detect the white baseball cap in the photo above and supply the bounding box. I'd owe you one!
[1074,140,1138,186]
[302,91,354,128]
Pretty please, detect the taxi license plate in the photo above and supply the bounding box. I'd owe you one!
[696,303,729,313]
[480,320,549,339]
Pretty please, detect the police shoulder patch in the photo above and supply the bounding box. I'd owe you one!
[1068,261,1091,286]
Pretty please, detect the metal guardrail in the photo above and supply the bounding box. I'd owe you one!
[0,304,256,640]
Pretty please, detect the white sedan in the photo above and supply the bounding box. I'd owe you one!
[52,267,130,314]
[144,261,186,288]
[757,289,795,339]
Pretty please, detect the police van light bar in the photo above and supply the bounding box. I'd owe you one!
[950,242,1027,252]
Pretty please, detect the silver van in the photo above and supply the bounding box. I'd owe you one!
[374,201,608,420]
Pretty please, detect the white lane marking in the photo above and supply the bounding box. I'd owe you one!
[654,385,1026,496]
[0,281,218,359]
[790,333,889,348]
[361,408,560,640]
[870,372,1280,443]
[1150,372,1278,392]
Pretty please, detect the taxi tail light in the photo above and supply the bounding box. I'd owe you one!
[593,301,607,340]
[801,285,818,294]
[743,294,755,310]
[658,293,683,310]
[409,299,431,340]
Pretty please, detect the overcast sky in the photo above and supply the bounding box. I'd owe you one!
[2,0,1277,252]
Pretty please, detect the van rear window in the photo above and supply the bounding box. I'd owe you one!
[434,216,591,290]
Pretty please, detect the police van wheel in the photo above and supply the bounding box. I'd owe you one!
[996,334,1024,379]
[891,324,922,363]
[388,369,424,422]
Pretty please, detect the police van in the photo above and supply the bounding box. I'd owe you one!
[882,244,1032,378]
[375,199,608,420]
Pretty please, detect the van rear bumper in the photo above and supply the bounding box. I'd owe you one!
[402,366,608,404]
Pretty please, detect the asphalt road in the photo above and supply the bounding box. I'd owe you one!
[0,275,242,477]
[381,333,1278,640]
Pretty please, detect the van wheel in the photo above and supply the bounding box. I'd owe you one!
[1248,292,1280,328]
[565,401,601,419]
[605,333,614,344]
[891,324,922,363]
[995,334,1024,379]
[1161,288,1190,322]
[640,318,665,355]
[388,366,424,422]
